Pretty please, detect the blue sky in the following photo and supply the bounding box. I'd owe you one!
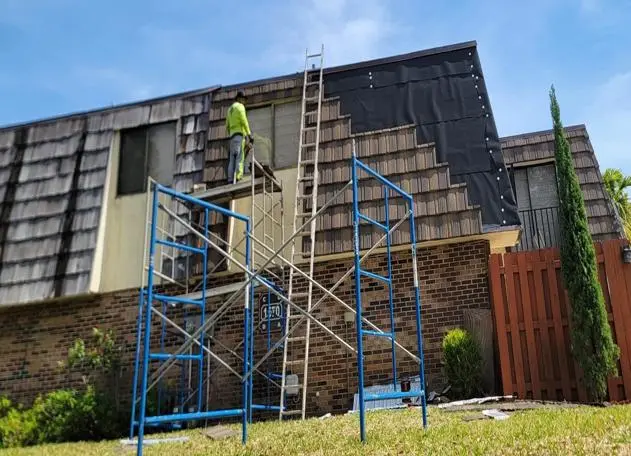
[1,0,630,175]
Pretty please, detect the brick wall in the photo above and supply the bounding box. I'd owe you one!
[0,239,490,416]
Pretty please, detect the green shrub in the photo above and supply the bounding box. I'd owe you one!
[0,396,13,419]
[0,387,125,448]
[0,404,37,448]
[443,328,483,399]
[31,388,99,444]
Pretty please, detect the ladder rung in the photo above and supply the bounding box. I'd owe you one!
[300,159,314,165]
[359,268,391,284]
[286,359,304,365]
[364,391,424,402]
[281,409,303,416]
[362,330,393,339]
[291,292,309,299]
[299,176,314,182]
[153,293,202,307]
[156,239,204,255]
[358,213,388,232]
[306,81,320,87]
[296,194,313,200]
[302,126,317,132]
[287,336,306,342]
[149,353,201,361]
[289,314,303,320]
[307,53,322,58]
[304,96,319,103]
[304,110,317,117]
[282,383,304,390]
[302,142,316,148]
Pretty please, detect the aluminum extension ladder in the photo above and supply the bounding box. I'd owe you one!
[279,45,324,420]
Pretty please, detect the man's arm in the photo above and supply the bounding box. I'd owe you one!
[236,103,252,137]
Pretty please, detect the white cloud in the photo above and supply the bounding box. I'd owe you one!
[260,0,404,71]
[583,70,631,173]
[70,66,156,102]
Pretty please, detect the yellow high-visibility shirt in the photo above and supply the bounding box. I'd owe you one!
[225,101,251,137]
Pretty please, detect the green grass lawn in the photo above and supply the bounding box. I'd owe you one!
[2,404,631,455]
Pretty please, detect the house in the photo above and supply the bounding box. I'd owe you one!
[0,41,621,415]
[501,125,623,251]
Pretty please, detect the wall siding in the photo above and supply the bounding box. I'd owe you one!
[0,240,490,415]
[501,125,623,241]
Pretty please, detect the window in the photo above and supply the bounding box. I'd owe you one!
[244,101,301,171]
[117,122,176,196]
[510,163,561,250]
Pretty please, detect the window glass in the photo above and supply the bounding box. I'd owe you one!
[147,123,176,186]
[117,122,176,196]
[274,101,301,169]
[118,127,147,196]
[247,106,273,170]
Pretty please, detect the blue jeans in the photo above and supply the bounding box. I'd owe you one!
[227,134,244,184]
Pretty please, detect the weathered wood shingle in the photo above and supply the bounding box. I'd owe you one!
[500,125,623,241]
[204,83,485,258]
[0,89,214,306]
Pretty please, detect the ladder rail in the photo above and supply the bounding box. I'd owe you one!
[301,45,324,419]
[280,45,324,420]
[279,47,309,419]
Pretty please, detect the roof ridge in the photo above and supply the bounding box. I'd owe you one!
[500,124,587,142]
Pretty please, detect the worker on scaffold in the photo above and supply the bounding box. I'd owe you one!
[225,90,254,184]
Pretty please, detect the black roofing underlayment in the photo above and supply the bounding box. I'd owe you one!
[323,44,520,229]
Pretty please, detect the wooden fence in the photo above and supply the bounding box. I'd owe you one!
[489,239,631,402]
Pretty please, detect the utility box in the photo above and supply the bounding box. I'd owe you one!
[285,374,300,396]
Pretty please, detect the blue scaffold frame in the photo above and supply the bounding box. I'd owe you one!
[130,182,255,456]
[350,149,428,442]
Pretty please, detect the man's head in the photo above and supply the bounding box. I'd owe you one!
[236,90,246,105]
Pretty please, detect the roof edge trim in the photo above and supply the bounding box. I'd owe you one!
[0,85,221,132]
[324,40,478,75]
[500,124,587,142]
[218,41,478,91]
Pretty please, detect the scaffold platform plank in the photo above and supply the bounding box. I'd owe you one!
[192,176,281,203]
[179,281,246,301]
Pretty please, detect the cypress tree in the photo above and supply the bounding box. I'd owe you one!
[549,86,619,401]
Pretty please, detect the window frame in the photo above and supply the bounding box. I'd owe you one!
[245,97,301,170]
[508,160,559,210]
[117,121,177,197]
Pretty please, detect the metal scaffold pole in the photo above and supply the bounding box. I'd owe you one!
[131,182,254,456]
[130,46,427,452]
[350,138,428,443]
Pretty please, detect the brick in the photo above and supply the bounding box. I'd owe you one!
[0,240,490,415]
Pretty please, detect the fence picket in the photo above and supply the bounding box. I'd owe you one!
[517,253,541,399]
[489,240,630,402]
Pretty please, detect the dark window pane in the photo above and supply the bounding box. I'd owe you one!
[147,122,176,186]
[118,127,147,195]
[527,164,558,209]
[514,168,531,210]
[274,101,300,169]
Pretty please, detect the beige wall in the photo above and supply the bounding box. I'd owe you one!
[92,132,170,293]
[90,138,519,291]
[228,167,297,274]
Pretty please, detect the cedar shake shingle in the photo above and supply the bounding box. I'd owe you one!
[0,90,213,306]
[500,125,624,241]
[205,83,486,256]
